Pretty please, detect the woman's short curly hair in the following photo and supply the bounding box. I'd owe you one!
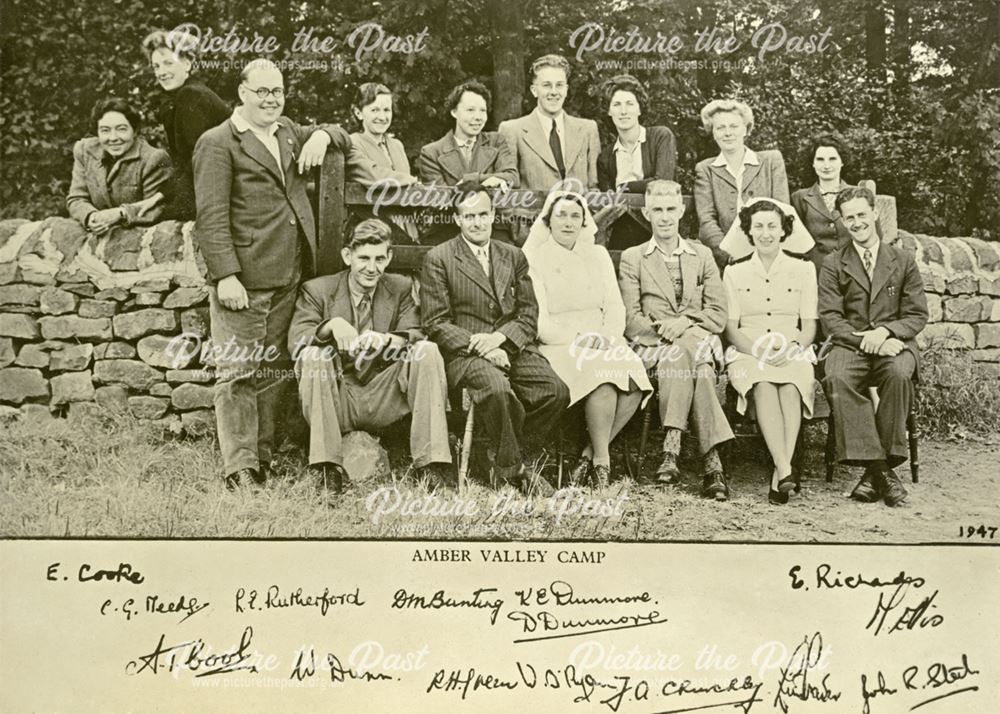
[600,74,648,112]
[700,98,754,133]
[541,193,587,228]
[91,97,143,135]
[141,28,199,63]
[738,199,793,243]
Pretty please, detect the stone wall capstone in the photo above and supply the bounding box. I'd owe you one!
[2,217,999,426]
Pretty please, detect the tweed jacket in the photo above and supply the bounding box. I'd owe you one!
[417,130,519,188]
[347,132,415,187]
[597,124,677,192]
[193,115,351,289]
[66,137,173,228]
[497,111,600,190]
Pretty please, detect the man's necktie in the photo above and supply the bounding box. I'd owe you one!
[863,248,873,281]
[549,122,566,178]
[355,292,373,332]
[476,247,490,277]
[459,140,474,165]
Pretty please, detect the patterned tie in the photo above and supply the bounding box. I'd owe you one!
[355,292,373,332]
[476,246,490,277]
[549,122,566,178]
[458,139,474,165]
[863,248,873,281]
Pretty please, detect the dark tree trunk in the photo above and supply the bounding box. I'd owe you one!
[865,0,888,125]
[892,0,911,91]
[486,0,526,125]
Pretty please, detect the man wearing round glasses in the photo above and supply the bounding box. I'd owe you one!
[193,58,353,490]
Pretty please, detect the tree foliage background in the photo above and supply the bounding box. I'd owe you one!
[1,0,998,238]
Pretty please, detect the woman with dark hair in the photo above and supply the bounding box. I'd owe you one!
[347,82,417,186]
[523,191,652,488]
[141,29,228,220]
[791,133,881,272]
[596,74,677,249]
[694,98,789,267]
[66,97,173,233]
[722,199,817,504]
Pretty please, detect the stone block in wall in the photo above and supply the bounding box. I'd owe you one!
[0,262,18,285]
[50,343,94,372]
[163,287,208,309]
[916,323,976,349]
[965,237,1000,272]
[62,283,96,298]
[0,284,40,306]
[137,334,195,369]
[20,270,57,286]
[942,296,991,322]
[51,371,95,405]
[67,402,103,422]
[112,309,178,340]
[970,348,1000,362]
[181,409,215,436]
[39,287,79,315]
[95,385,128,412]
[149,224,186,264]
[166,369,214,384]
[180,308,210,339]
[128,396,168,420]
[135,292,163,307]
[941,238,973,272]
[921,272,946,294]
[105,231,143,271]
[38,315,112,341]
[94,288,130,302]
[149,383,173,397]
[15,344,49,368]
[974,362,1000,379]
[20,403,53,422]
[992,301,1000,322]
[79,300,117,319]
[0,314,39,339]
[0,404,18,421]
[975,324,1000,349]
[0,337,13,367]
[944,276,977,295]
[150,413,183,436]
[94,342,137,360]
[131,279,171,293]
[93,359,164,390]
[0,367,49,404]
[171,383,214,410]
[980,278,1000,297]
[926,294,942,322]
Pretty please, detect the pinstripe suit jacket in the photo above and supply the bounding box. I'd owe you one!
[420,236,539,383]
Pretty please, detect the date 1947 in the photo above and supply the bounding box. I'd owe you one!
[957,525,997,539]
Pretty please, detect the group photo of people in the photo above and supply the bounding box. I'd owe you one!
[55,20,935,513]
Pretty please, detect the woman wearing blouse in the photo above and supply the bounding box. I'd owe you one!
[596,74,677,250]
[723,199,818,504]
[66,97,173,234]
[694,99,789,267]
[523,191,652,488]
[141,29,229,220]
[347,82,419,241]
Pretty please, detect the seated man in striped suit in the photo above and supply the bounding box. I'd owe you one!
[420,189,570,492]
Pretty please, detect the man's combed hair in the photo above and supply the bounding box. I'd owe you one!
[645,179,682,198]
[347,218,393,249]
[835,185,876,212]
[530,54,571,80]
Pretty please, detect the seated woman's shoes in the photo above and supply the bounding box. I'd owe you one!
[881,468,908,507]
[655,453,681,485]
[768,487,789,505]
[592,464,611,490]
[702,471,730,501]
[777,475,797,494]
[569,457,592,487]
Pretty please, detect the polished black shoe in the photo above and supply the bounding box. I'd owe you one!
[655,452,681,485]
[418,462,456,491]
[255,462,271,485]
[850,469,881,503]
[702,471,730,501]
[314,462,347,497]
[882,468,908,507]
[777,474,797,494]
[592,464,611,489]
[224,467,260,491]
[768,487,789,505]
[568,456,592,487]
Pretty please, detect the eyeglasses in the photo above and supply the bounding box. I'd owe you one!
[242,84,285,100]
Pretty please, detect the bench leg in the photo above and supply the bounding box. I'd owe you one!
[637,402,654,475]
[791,428,805,493]
[459,401,475,494]
[908,410,919,483]
[825,415,836,482]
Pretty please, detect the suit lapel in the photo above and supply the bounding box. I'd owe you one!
[454,239,496,298]
[489,244,511,302]
[869,244,896,301]
[562,115,583,170]
[678,252,699,309]
[238,126,284,184]
[87,144,113,209]
[842,245,872,295]
[276,121,295,182]
[741,161,762,195]
[522,116,558,172]
[710,162,737,191]
[438,133,469,180]
[641,134,654,179]
[331,274,354,325]
[643,249,678,310]
[470,140,498,174]
[803,183,833,219]
[372,280,395,332]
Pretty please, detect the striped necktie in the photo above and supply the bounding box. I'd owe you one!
[355,292,373,332]
[863,248,873,281]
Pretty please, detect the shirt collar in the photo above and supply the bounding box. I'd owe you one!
[613,125,646,154]
[533,108,565,135]
[453,132,477,150]
[231,108,279,138]
[462,236,489,257]
[347,274,374,305]
[643,236,697,257]
[711,147,759,167]
[853,239,879,265]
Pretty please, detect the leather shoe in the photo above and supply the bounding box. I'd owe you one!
[655,452,681,485]
[768,487,789,505]
[702,470,730,501]
[881,468,908,507]
[568,457,592,487]
[255,463,271,485]
[592,464,611,490]
[418,463,456,491]
[224,467,260,491]
[315,462,346,498]
[850,469,881,503]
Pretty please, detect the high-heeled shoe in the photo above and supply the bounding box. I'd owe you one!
[777,471,797,493]
[768,468,789,504]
